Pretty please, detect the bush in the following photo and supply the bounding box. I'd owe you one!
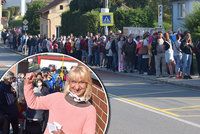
[114,7,154,30]
[2,10,10,19]
[185,8,200,42]
[9,19,23,28]
[61,10,99,36]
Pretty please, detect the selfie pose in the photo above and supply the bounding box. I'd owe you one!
[24,65,96,134]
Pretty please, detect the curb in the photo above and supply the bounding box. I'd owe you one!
[91,67,200,90]
[0,44,27,57]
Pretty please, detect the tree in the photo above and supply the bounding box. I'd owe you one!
[185,7,200,42]
[24,0,46,35]
[124,0,148,8]
[114,7,154,30]
[70,0,102,12]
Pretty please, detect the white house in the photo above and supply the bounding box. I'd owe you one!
[171,0,200,32]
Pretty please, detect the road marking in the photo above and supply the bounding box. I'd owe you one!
[164,105,200,111]
[109,94,179,117]
[109,94,200,128]
[120,90,185,97]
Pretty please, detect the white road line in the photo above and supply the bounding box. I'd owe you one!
[111,95,200,128]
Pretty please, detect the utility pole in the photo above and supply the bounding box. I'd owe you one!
[104,0,109,36]
[0,0,3,41]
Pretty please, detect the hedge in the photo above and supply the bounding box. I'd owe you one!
[61,7,155,36]
[61,10,99,36]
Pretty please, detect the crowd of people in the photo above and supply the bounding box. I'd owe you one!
[0,64,96,134]
[2,28,200,79]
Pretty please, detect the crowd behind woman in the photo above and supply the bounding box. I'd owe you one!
[0,65,68,134]
[2,28,200,79]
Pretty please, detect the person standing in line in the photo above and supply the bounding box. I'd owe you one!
[163,32,175,77]
[154,31,167,77]
[0,71,19,134]
[180,32,194,79]
[173,34,183,79]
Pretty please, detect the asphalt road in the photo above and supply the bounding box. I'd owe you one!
[93,70,200,134]
[0,44,24,77]
[1,46,200,134]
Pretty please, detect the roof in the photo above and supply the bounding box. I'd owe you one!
[39,0,67,13]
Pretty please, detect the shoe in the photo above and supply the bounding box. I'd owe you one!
[143,72,148,75]
[124,70,127,73]
[183,75,189,79]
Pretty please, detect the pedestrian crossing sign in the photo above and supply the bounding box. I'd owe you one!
[100,13,114,26]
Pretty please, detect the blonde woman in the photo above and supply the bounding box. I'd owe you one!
[24,65,96,134]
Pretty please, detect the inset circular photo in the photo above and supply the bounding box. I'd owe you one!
[0,53,109,134]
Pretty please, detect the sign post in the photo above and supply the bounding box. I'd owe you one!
[23,19,29,33]
[158,5,163,28]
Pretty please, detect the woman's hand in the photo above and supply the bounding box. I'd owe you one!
[25,72,36,85]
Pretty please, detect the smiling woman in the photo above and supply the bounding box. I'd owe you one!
[24,65,96,134]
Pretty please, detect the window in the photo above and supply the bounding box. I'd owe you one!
[60,5,63,10]
[178,3,185,18]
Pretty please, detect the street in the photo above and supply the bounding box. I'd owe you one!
[94,70,200,134]
[1,46,200,134]
[0,44,24,77]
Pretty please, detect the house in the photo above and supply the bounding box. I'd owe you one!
[38,0,71,38]
[171,0,200,32]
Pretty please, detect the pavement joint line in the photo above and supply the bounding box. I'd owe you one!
[164,105,200,111]
[168,108,200,112]
[155,97,200,101]
[119,90,186,97]
[109,93,179,117]
[179,115,200,118]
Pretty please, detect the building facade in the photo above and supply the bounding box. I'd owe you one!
[39,0,71,38]
[171,0,200,32]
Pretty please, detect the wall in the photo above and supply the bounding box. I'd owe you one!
[91,79,109,134]
[40,0,70,38]
[172,0,200,32]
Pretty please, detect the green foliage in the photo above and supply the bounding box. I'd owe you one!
[7,7,15,18]
[114,7,154,30]
[61,10,99,36]
[13,6,20,16]
[124,0,148,8]
[24,0,46,35]
[69,0,102,12]
[9,19,23,28]
[185,8,200,42]
[2,9,10,19]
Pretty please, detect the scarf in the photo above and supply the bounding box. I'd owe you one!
[68,92,86,103]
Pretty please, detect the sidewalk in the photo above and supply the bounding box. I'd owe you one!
[0,43,27,56]
[91,66,200,90]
